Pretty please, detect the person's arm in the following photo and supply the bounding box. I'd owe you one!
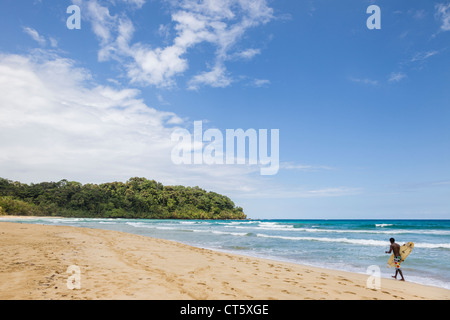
[385,244,393,254]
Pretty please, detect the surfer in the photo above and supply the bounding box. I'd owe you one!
[386,238,405,281]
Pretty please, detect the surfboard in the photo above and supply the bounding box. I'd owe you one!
[387,242,414,268]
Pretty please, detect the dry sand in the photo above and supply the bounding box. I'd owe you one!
[0,221,449,300]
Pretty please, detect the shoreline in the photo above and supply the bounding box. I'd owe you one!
[1,216,449,291]
[1,221,449,300]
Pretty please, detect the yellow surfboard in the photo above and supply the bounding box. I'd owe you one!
[387,242,414,268]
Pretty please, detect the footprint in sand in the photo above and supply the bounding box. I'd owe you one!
[344,291,357,295]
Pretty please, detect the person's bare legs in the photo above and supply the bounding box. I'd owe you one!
[397,269,405,281]
[392,269,405,281]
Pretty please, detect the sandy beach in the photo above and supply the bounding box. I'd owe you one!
[0,220,449,300]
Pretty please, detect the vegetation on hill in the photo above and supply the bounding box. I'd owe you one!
[0,177,246,220]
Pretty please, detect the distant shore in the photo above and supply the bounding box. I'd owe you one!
[1,220,449,300]
[0,215,62,219]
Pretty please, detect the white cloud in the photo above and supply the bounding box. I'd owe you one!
[158,23,172,40]
[410,50,439,63]
[349,77,378,86]
[435,3,450,31]
[0,51,182,184]
[120,0,146,8]
[251,78,270,87]
[391,50,439,83]
[412,9,426,20]
[0,51,272,197]
[234,186,362,199]
[280,162,334,171]
[157,94,171,106]
[127,43,189,87]
[49,37,58,48]
[80,0,274,88]
[83,0,118,61]
[187,64,232,90]
[388,72,407,83]
[0,50,357,202]
[23,27,46,46]
[231,48,261,60]
[0,50,358,202]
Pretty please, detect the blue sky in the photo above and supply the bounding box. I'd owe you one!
[0,0,449,219]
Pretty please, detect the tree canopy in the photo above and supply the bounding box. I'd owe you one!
[0,177,246,220]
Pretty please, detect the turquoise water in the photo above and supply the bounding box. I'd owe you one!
[4,218,450,290]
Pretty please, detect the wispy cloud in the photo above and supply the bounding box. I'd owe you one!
[388,72,407,83]
[410,50,439,63]
[435,3,450,31]
[157,93,171,106]
[23,27,58,49]
[280,162,334,172]
[406,9,427,20]
[23,27,46,46]
[49,37,58,48]
[392,179,450,191]
[251,78,270,87]
[188,65,232,90]
[236,186,362,199]
[231,48,261,60]
[349,77,378,86]
[120,0,146,8]
[388,50,439,83]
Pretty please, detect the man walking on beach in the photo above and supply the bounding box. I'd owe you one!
[386,238,405,281]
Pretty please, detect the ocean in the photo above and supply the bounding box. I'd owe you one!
[3,218,450,290]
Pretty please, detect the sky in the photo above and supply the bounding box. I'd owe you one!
[0,0,449,219]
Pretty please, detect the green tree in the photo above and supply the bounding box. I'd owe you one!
[0,177,247,220]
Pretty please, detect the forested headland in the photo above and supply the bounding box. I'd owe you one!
[0,177,246,220]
